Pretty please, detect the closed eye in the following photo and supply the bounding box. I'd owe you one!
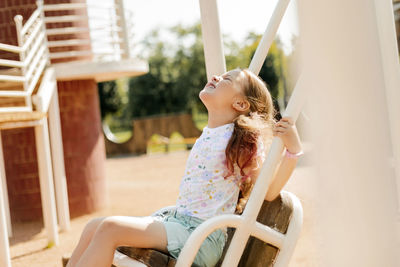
[223,75,232,82]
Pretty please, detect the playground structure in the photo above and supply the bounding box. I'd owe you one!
[113,0,305,266]
[0,0,399,266]
[112,0,400,266]
[0,1,148,266]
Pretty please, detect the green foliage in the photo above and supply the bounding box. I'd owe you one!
[98,80,121,119]
[124,22,291,122]
[128,24,207,118]
[226,33,287,102]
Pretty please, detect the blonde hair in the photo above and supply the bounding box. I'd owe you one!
[224,69,276,214]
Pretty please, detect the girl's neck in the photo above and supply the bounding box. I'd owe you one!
[207,110,238,128]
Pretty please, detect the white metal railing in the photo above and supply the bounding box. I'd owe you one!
[0,4,49,113]
[42,0,134,63]
[176,0,304,266]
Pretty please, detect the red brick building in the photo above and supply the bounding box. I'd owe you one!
[0,0,147,222]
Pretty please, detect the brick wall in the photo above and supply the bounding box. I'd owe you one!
[2,127,42,221]
[1,0,107,222]
[57,80,107,218]
[2,80,107,222]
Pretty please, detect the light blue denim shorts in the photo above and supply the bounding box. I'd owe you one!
[152,209,226,267]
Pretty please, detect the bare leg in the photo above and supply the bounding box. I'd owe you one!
[74,216,168,267]
[66,217,106,267]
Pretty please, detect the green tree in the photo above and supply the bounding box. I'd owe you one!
[98,80,121,119]
[128,24,207,118]
[127,23,288,120]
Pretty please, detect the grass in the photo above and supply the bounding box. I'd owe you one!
[146,132,188,154]
[112,130,132,143]
[107,112,208,152]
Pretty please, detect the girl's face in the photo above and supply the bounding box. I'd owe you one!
[199,69,246,112]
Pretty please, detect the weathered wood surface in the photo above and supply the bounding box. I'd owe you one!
[218,194,293,267]
[117,193,293,267]
[104,113,202,155]
[117,247,177,267]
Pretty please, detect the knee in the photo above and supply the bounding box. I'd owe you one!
[82,217,105,237]
[94,217,121,244]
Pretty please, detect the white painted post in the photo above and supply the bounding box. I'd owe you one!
[297,0,399,265]
[37,0,51,66]
[35,118,59,246]
[115,0,131,59]
[0,167,11,267]
[248,0,291,75]
[48,88,70,232]
[0,132,11,237]
[14,14,31,110]
[199,0,226,80]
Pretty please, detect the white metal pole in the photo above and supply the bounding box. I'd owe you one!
[35,118,59,246]
[199,0,226,80]
[298,0,399,265]
[272,191,303,267]
[221,74,308,267]
[37,0,51,67]
[48,88,70,232]
[0,132,12,237]
[14,14,31,110]
[0,167,11,267]
[115,0,131,59]
[248,0,291,75]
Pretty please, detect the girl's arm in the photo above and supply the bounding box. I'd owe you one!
[249,117,302,201]
[266,116,302,201]
[264,154,299,201]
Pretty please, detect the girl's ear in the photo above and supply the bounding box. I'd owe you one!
[232,97,250,112]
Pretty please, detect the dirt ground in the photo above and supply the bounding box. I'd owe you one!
[9,150,317,267]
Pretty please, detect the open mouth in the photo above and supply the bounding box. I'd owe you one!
[206,82,216,89]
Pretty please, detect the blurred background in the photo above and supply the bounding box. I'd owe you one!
[95,0,300,147]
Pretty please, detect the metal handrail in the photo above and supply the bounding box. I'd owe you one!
[20,9,41,36]
[0,4,49,112]
[43,3,86,11]
[0,43,21,53]
[42,1,133,63]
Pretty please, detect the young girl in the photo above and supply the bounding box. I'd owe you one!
[66,68,302,267]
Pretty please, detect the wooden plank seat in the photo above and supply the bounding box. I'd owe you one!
[114,192,293,267]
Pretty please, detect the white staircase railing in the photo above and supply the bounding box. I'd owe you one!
[42,0,134,63]
[0,5,49,113]
[0,4,71,267]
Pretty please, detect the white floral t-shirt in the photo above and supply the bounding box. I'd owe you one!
[176,123,241,220]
